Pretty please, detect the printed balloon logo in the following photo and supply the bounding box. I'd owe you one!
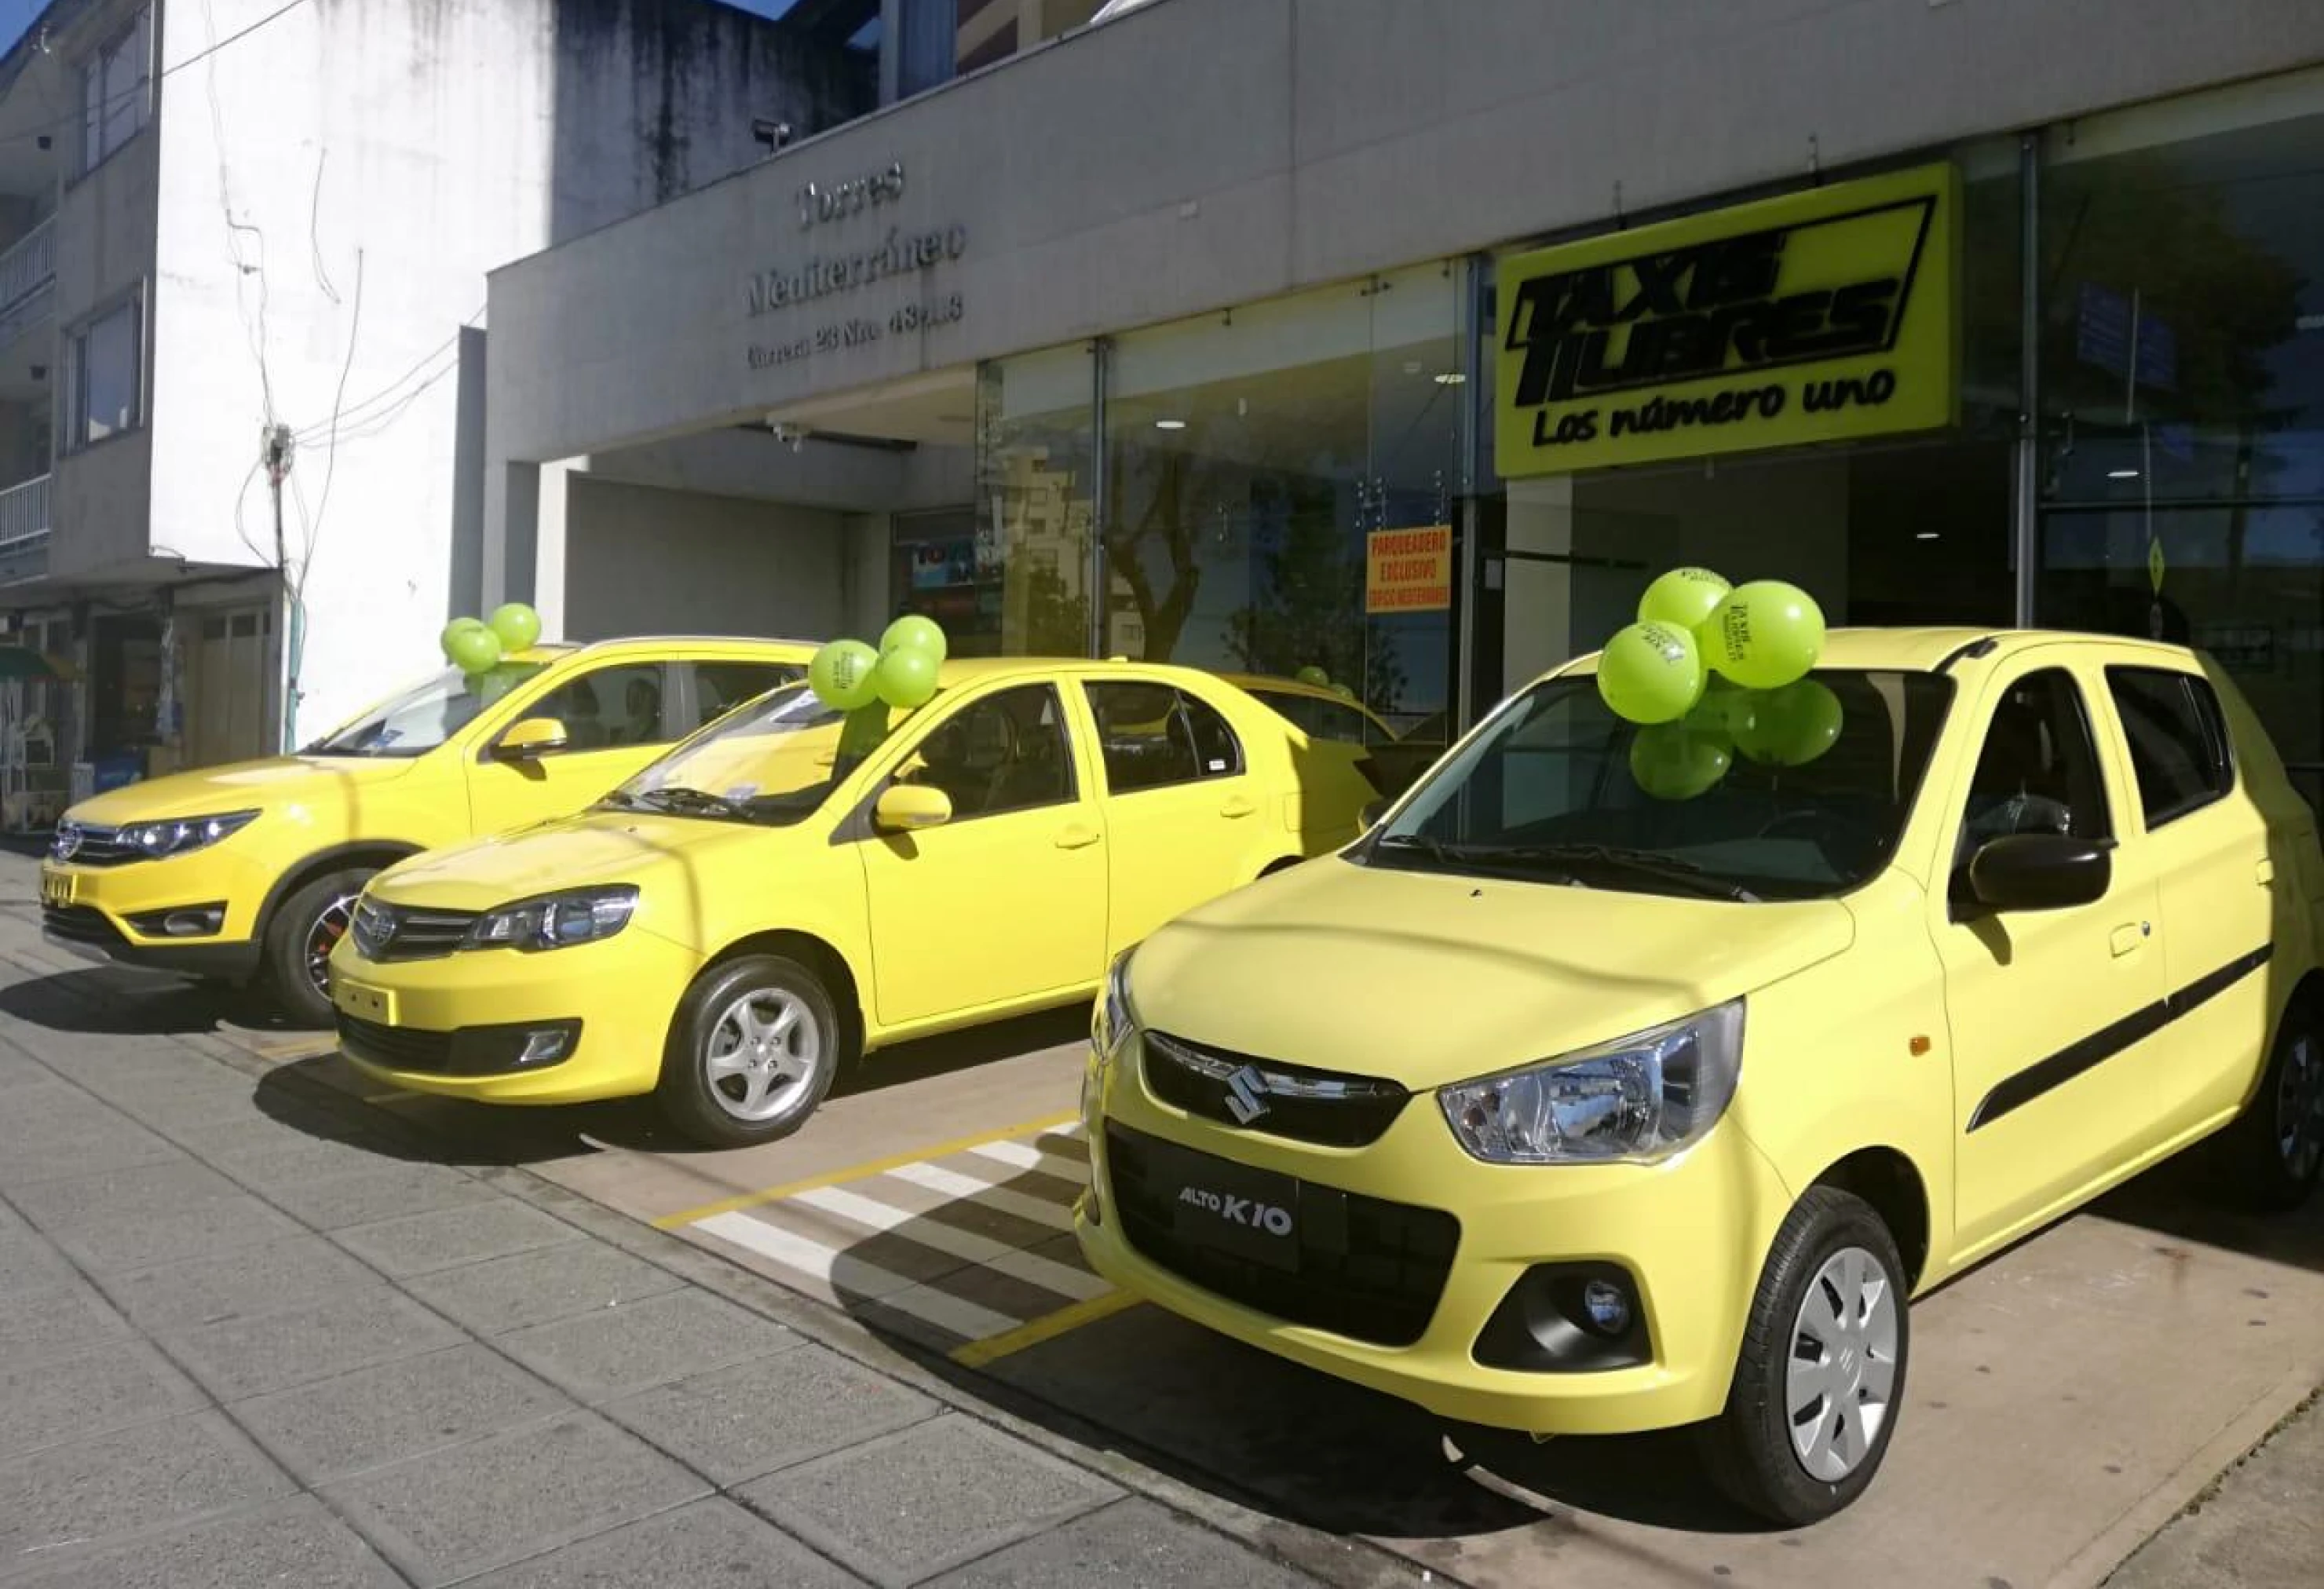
[805,618,951,757]
[1595,570,1837,798]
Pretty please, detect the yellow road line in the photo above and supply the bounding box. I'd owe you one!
[950,1289,1142,1368]
[649,1108,1080,1229]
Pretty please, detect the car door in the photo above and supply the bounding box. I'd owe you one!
[854,681,1107,1028]
[1083,677,1264,950]
[2097,663,2275,1140]
[465,661,681,836]
[1933,656,2171,1255]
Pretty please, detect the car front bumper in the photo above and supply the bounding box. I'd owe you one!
[1076,1034,1794,1437]
[38,856,270,979]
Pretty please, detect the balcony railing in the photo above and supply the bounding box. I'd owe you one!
[0,473,51,550]
[0,216,54,315]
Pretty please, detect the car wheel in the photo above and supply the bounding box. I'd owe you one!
[657,955,844,1149]
[1699,1187,1909,1525]
[264,868,374,1028]
[2225,994,2324,1213]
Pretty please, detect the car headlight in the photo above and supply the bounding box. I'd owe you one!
[463,886,638,952]
[1094,946,1138,1065]
[1438,1000,1745,1165]
[118,811,258,860]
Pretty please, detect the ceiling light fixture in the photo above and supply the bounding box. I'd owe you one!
[1154,418,1186,430]
[1916,531,1941,541]
[2108,468,2141,480]
[1434,372,1467,385]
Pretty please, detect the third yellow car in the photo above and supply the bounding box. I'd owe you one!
[331,659,1377,1144]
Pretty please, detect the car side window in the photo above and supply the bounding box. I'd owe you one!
[527,664,670,753]
[891,685,1075,821]
[2106,667,2234,827]
[1087,682,1246,795]
[690,661,805,730]
[1258,690,1371,746]
[1953,668,2113,871]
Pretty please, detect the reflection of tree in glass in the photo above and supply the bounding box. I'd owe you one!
[1016,560,1087,656]
[1222,488,1408,713]
[1103,450,1206,661]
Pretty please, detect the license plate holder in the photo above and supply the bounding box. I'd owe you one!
[38,870,74,908]
[1157,1139,1305,1273]
[334,979,396,1025]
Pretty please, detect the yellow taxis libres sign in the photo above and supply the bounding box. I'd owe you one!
[1495,163,1960,477]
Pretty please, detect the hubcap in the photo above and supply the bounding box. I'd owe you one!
[304,893,360,998]
[1786,1245,1900,1483]
[2276,1033,2324,1182]
[703,988,821,1123]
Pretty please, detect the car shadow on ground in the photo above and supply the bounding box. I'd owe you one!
[0,964,301,1037]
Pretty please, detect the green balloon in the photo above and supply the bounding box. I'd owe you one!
[1735,679,1843,767]
[440,617,487,663]
[489,602,543,652]
[1330,682,1356,700]
[1596,621,1705,725]
[1295,666,1330,689]
[1639,566,1733,632]
[1700,580,1826,690]
[873,645,940,709]
[444,623,502,676]
[808,640,881,710]
[1629,722,1734,800]
[1687,685,1754,742]
[881,614,948,664]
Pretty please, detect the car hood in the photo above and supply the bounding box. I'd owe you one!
[1128,856,1857,1092]
[67,755,419,827]
[367,809,770,915]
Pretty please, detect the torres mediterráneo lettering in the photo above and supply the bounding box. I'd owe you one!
[746,224,968,317]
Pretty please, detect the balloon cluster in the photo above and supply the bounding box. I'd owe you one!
[1293,665,1357,702]
[440,604,543,676]
[809,616,948,714]
[1597,569,1840,800]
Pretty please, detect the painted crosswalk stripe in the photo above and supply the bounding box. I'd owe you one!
[967,1138,1088,1184]
[791,1185,1109,1301]
[886,1162,1078,1232]
[691,1211,1021,1339]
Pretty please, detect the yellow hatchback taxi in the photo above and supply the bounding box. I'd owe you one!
[1080,628,2324,1525]
[330,660,1376,1145]
[40,637,814,1025]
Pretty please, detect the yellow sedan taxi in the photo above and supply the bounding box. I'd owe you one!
[330,659,1376,1145]
[1080,628,2324,1524]
[39,637,814,1025]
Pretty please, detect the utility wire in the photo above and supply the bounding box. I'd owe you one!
[301,247,363,570]
[292,300,483,442]
[0,0,311,153]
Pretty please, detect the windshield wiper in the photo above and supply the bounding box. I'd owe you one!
[1485,842,1762,904]
[630,786,747,819]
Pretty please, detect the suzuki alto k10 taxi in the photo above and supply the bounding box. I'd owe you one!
[38,637,815,1025]
[1079,628,2324,1524]
[330,660,1379,1145]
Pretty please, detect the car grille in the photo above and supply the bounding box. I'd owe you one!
[1141,1032,1412,1148]
[1104,1122,1458,1348]
[351,898,479,962]
[335,1014,456,1073]
[41,904,122,948]
[49,823,139,868]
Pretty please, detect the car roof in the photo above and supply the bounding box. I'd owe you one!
[929,656,1228,686]
[529,636,823,663]
[1563,626,2207,675]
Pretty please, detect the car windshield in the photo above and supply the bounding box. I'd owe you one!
[1365,670,1953,901]
[604,681,897,827]
[304,663,552,758]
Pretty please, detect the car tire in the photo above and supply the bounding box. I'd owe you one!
[2224,992,2324,1213]
[657,955,845,1149]
[263,868,374,1028]
[1698,1187,1910,1526]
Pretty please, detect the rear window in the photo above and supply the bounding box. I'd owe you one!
[2106,667,2234,827]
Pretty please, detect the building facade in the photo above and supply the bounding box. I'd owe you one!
[475,0,2324,805]
[0,0,875,820]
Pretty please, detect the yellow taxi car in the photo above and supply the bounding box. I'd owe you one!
[1080,628,2324,1524]
[40,637,814,1025]
[328,659,1376,1145]
[1221,673,1398,748]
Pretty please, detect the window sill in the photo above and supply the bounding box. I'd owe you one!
[60,425,146,460]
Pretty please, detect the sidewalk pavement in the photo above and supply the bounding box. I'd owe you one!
[0,911,1394,1586]
[2102,1389,2324,1589]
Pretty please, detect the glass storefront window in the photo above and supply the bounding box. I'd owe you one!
[1100,262,1463,738]
[976,344,1096,658]
[2033,71,2324,802]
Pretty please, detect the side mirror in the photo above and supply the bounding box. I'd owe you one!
[1966,833,2110,913]
[875,784,953,834]
[495,718,569,760]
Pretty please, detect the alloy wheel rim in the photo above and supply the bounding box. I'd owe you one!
[1786,1244,1900,1483]
[304,893,360,998]
[703,988,821,1123]
[2276,1033,2324,1182]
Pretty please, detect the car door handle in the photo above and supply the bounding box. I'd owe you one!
[2110,922,2150,958]
[1054,824,1102,850]
[1219,794,1257,819]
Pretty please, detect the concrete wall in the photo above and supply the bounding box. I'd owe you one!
[483,0,2324,513]
[562,474,846,641]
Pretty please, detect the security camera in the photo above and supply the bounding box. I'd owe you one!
[752,119,794,152]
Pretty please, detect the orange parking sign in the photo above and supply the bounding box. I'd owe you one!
[1365,525,1452,614]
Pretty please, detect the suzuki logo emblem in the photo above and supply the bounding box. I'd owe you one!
[1224,1065,1270,1125]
